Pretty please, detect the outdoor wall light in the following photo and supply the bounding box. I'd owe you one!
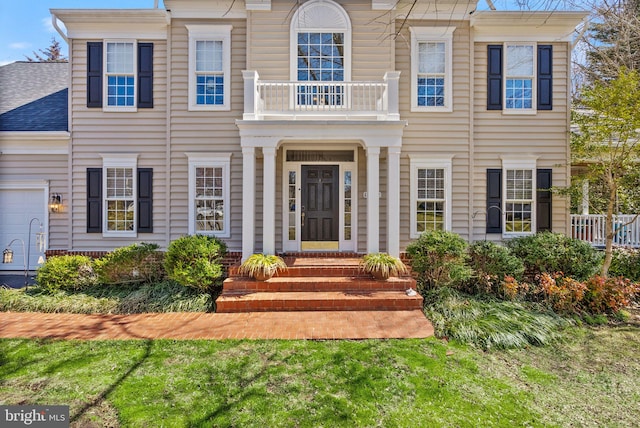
[49,193,62,213]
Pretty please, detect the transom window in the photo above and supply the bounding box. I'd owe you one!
[187,25,232,111]
[411,27,454,112]
[505,44,534,110]
[187,153,231,237]
[410,155,453,238]
[505,169,533,233]
[105,41,135,109]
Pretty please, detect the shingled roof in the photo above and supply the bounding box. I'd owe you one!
[0,61,69,132]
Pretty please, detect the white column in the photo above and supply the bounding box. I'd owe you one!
[242,70,259,120]
[387,147,401,257]
[262,146,277,254]
[367,147,380,254]
[582,179,590,215]
[242,147,256,261]
[383,71,401,120]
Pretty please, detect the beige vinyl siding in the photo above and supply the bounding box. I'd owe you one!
[396,21,472,247]
[69,38,168,251]
[248,0,394,82]
[472,41,571,241]
[0,152,68,249]
[167,19,246,251]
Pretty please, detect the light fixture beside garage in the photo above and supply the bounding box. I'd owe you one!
[49,193,62,213]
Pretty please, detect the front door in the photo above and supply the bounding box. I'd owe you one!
[301,165,339,242]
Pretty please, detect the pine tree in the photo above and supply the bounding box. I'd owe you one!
[584,0,640,82]
[25,37,67,62]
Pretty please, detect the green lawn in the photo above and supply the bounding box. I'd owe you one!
[1,325,639,427]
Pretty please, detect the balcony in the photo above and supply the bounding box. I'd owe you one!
[242,71,401,121]
[571,214,640,248]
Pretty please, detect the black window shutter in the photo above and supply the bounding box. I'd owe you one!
[87,168,103,233]
[537,45,553,110]
[487,45,503,110]
[137,168,153,233]
[87,42,103,108]
[486,169,502,233]
[536,168,552,232]
[137,43,154,108]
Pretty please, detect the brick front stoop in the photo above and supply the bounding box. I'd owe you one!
[216,257,423,313]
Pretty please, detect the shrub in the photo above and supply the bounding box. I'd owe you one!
[164,235,227,291]
[609,247,640,282]
[583,275,639,314]
[406,230,472,292]
[466,241,525,296]
[537,272,587,314]
[422,287,571,350]
[94,243,165,286]
[36,255,97,293]
[507,232,602,281]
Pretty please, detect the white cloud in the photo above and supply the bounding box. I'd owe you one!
[0,60,15,66]
[42,16,56,34]
[9,42,30,50]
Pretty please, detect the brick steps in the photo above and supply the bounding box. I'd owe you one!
[222,276,414,292]
[216,291,422,313]
[218,256,421,313]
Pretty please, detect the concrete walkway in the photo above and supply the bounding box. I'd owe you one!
[0,310,434,340]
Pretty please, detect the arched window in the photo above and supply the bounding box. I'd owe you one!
[290,0,351,106]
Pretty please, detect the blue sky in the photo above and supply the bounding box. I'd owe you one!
[0,0,584,66]
[0,0,159,65]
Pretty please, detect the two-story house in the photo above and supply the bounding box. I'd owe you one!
[0,0,586,267]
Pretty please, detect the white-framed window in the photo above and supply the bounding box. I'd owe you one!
[101,154,138,237]
[502,157,537,236]
[187,25,232,111]
[186,153,232,237]
[104,40,136,112]
[505,43,535,112]
[290,0,351,106]
[410,27,454,112]
[410,155,453,238]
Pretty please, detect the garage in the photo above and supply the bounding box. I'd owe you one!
[0,185,48,272]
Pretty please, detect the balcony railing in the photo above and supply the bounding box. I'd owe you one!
[570,214,640,248]
[242,71,400,120]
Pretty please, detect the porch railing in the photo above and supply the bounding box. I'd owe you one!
[570,214,640,248]
[242,70,401,120]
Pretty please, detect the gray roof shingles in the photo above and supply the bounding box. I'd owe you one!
[0,61,69,132]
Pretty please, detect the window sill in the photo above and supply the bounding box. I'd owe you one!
[411,106,453,113]
[103,107,138,113]
[102,231,138,238]
[188,104,230,112]
[501,109,537,116]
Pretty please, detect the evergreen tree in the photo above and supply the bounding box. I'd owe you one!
[25,37,67,62]
[584,0,640,82]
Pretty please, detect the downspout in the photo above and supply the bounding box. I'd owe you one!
[50,13,68,43]
[51,11,73,250]
[165,11,172,248]
[468,21,475,243]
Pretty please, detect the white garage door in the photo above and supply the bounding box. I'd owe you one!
[0,188,47,271]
